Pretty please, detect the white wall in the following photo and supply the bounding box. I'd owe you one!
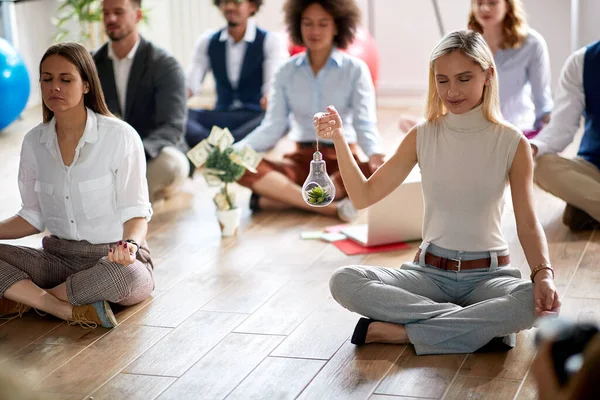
[138,0,586,107]
[8,0,600,109]
[9,0,58,108]
[578,0,600,49]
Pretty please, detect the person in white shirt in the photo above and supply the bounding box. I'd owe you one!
[398,0,553,138]
[0,42,154,329]
[530,41,600,231]
[185,0,289,147]
[94,0,191,205]
[320,30,560,354]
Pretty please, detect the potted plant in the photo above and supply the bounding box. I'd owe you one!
[54,0,104,48]
[187,126,261,237]
[53,0,149,48]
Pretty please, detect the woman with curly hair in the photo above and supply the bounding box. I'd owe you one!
[236,0,384,221]
[399,0,553,138]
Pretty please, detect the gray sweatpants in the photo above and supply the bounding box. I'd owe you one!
[329,242,536,355]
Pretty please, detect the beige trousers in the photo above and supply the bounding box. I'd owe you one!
[534,154,600,221]
[146,146,190,203]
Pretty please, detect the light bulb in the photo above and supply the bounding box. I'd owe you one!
[302,151,336,207]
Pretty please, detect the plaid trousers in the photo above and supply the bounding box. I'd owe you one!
[0,235,154,306]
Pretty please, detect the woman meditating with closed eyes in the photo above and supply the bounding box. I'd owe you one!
[318,30,560,354]
[0,42,155,329]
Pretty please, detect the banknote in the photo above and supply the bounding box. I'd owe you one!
[186,140,212,168]
[213,191,231,211]
[230,145,261,173]
[207,126,234,151]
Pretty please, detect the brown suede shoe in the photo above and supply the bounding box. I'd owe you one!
[563,204,600,231]
[0,298,31,319]
[68,300,118,329]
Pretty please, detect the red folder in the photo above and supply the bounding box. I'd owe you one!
[333,239,410,255]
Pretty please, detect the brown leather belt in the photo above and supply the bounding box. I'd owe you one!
[414,249,510,272]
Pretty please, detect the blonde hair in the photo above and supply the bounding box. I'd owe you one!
[468,0,529,49]
[425,30,503,123]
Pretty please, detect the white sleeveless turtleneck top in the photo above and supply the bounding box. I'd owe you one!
[416,105,522,252]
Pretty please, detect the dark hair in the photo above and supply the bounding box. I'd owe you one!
[130,0,142,7]
[284,0,360,49]
[39,42,112,123]
[212,0,263,16]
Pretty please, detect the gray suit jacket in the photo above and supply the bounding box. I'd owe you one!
[93,37,189,159]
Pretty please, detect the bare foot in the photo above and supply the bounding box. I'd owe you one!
[398,115,419,133]
[366,321,411,344]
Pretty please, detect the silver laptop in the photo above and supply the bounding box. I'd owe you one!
[342,166,424,246]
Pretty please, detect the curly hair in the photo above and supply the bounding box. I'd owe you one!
[468,0,529,49]
[212,0,263,16]
[284,0,361,49]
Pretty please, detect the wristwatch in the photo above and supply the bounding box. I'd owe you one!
[124,239,140,255]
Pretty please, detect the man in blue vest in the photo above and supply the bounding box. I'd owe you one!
[531,41,600,230]
[185,0,288,147]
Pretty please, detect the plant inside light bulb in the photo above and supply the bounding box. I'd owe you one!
[302,151,336,207]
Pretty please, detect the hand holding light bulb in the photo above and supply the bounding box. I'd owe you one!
[313,106,344,140]
[300,106,341,207]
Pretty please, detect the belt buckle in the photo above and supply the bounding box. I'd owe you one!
[451,258,462,272]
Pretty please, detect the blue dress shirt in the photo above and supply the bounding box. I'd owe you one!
[495,29,553,131]
[237,48,382,157]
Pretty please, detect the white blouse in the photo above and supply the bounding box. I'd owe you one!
[17,109,152,244]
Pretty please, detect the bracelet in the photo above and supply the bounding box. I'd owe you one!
[124,239,140,254]
[530,262,554,282]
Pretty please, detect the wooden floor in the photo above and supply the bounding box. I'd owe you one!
[0,106,598,400]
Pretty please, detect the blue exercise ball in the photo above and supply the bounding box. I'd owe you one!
[0,38,30,131]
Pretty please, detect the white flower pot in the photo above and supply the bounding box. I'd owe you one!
[216,207,242,237]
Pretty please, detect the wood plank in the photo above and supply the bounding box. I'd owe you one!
[35,322,108,348]
[8,343,84,383]
[443,376,522,400]
[35,325,170,395]
[271,300,357,360]
[458,330,537,380]
[259,232,330,266]
[201,271,288,313]
[297,341,404,400]
[90,373,176,400]
[564,231,600,299]
[34,393,83,400]
[370,396,426,400]
[124,310,246,377]
[113,291,164,324]
[157,333,284,400]
[233,280,330,335]
[0,315,62,361]
[559,297,600,325]
[226,357,326,400]
[123,272,237,328]
[514,369,539,400]
[374,346,465,398]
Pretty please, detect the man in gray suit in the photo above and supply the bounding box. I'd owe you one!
[94,0,190,204]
